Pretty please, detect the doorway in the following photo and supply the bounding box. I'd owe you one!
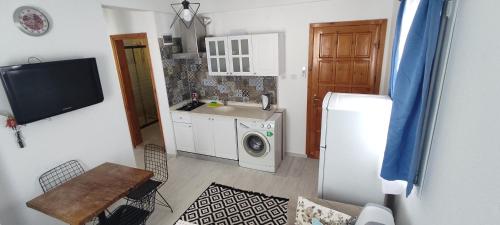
[306,19,387,159]
[110,33,165,148]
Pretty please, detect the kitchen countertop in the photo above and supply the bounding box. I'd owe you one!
[170,100,277,121]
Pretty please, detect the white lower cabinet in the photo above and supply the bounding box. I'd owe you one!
[192,114,238,160]
[192,115,216,156]
[212,116,238,160]
[173,122,195,153]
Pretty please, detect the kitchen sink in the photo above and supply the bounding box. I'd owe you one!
[212,106,235,112]
[177,101,205,111]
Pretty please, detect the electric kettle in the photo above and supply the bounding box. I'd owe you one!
[261,94,271,110]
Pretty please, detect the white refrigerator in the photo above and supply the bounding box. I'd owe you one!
[317,92,392,206]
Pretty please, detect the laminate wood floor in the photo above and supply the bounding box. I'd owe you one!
[137,152,362,225]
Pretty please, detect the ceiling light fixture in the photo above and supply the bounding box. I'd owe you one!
[170,0,201,29]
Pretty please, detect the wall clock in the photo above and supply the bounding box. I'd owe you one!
[13,6,50,36]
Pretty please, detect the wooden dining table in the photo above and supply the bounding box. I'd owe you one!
[26,162,153,225]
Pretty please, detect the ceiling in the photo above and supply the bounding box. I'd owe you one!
[101,0,336,14]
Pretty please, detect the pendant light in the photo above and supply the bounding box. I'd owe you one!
[181,0,193,22]
[170,0,201,28]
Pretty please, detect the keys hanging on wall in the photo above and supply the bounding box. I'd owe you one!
[5,116,25,148]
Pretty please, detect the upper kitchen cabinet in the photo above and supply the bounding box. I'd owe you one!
[228,35,253,75]
[206,37,229,76]
[206,33,281,76]
[251,33,280,77]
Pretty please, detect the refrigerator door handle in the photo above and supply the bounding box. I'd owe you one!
[319,93,333,150]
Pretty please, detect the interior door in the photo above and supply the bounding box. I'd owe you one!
[306,20,387,159]
[192,115,216,156]
[229,35,253,75]
[112,39,143,147]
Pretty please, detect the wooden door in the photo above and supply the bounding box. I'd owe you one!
[110,33,166,148]
[306,20,387,159]
[111,39,143,146]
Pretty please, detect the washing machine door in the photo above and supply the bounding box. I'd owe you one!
[242,132,270,157]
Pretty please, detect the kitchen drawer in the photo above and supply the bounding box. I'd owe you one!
[171,112,191,123]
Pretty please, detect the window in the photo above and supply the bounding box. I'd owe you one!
[416,0,459,190]
[381,0,458,195]
[395,0,421,76]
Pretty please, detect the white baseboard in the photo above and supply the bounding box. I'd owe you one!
[285,152,308,158]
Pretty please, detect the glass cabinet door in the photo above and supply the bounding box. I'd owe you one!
[228,35,253,75]
[206,37,230,76]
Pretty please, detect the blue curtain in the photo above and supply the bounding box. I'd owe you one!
[381,0,446,196]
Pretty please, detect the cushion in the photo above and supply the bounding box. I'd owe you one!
[312,218,324,225]
[295,196,357,225]
[100,205,149,225]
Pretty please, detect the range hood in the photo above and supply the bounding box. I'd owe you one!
[170,15,209,61]
[171,52,206,60]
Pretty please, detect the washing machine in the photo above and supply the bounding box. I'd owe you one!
[237,113,283,173]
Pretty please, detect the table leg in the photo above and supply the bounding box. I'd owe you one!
[98,212,107,224]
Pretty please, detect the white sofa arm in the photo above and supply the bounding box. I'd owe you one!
[355,203,395,225]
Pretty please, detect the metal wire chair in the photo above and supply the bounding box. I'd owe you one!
[145,144,169,183]
[38,160,99,225]
[39,160,85,193]
[99,188,156,225]
[126,144,173,212]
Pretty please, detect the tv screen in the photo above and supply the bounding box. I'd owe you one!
[0,58,104,125]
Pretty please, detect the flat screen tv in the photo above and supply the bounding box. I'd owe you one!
[0,58,104,125]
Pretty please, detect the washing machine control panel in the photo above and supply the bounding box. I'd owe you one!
[240,121,275,130]
[262,122,274,130]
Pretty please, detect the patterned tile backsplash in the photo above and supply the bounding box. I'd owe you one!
[159,39,278,106]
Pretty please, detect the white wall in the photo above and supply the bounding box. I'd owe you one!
[102,7,178,155]
[394,1,500,224]
[0,0,136,224]
[203,0,397,156]
[100,0,172,13]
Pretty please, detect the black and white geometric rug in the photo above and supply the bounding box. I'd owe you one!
[179,183,289,225]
